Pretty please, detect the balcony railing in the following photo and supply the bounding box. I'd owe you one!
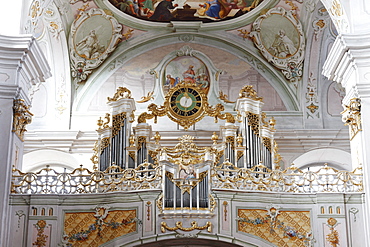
[11,162,363,195]
[212,162,363,193]
[11,163,161,194]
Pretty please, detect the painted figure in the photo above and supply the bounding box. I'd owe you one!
[166,74,176,87]
[117,0,138,16]
[183,65,196,83]
[204,0,221,18]
[269,29,296,58]
[76,30,105,59]
[149,0,178,21]
[197,74,209,88]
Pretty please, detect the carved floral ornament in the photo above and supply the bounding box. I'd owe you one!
[341,98,361,140]
[326,218,339,247]
[33,220,49,247]
[69,8,122,85]
[250,7,305,82]
[12,99,33,141]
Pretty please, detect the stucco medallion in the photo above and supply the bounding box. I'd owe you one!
[69,8,122,85]
[250,7,305,82]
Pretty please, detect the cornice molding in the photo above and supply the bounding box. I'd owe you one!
[0,34,51,86]
[0,84,20,99]
[323,33,370,96]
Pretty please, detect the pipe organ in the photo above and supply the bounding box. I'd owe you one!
[92,84,277,214]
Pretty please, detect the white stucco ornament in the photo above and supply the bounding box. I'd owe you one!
[69,8,122,85]
[250,7,305,82]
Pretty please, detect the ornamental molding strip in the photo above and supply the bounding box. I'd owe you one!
[250,7,305,82]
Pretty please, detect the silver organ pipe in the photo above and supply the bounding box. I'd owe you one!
[93,85,278,215]
[98,135,111,171]
[110,113,129,169]
[95,89,136,171]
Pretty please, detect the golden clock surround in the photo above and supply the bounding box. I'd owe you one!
[138,82,235,130]
[166,83,207,127]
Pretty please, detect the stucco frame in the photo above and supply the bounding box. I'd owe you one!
[250,7,305,82]
[69,8,122,85]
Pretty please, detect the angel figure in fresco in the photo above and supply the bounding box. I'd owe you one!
[183,65,196,83]
[269,29,296,58]
[76,30,105,59]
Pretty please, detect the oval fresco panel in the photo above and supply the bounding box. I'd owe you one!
[108,0,263,22]
[163,56,210,94]
[259,14,299,59]
[74,15,113,60]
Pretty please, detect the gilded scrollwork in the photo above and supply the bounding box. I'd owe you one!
[139,82,235,129]
[161,221,212,233]
[100,137,110,153]
[91,140,99,165]
[122,28,134,41]
[107,87,132,101]
[97,113,111,130]
[112,112,127,137]
[226,136,235,149]
[262,137,272,152]
[11,154,362,195]
[238,85,263,101]
[247,112,260,135]
[341,98,361,140]
[12,99,33,141]
[136,91,154,103]
[273,140,282,166]
[237,29,250,39]
[209,194,216,212]
[211,161,363,193]
[219,91,235,104]
[156,193,163,213]
[159,135,215,165]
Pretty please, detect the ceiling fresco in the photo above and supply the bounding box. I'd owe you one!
[108,0,263,22]
[87,43,286,112]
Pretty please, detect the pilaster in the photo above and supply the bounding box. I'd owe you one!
[322,32,370,244]
[0,34,50,247]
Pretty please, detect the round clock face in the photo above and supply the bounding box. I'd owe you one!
[169,87,203,118]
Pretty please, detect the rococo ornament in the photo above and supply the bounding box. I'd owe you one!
[138,82,235,130]
[250,7,305,82]
[161,221,212,233]
[341,98,361,140]
[12,99,33,141]
[69,8,122,85]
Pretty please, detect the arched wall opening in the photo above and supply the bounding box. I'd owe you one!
[291,147,352,171]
